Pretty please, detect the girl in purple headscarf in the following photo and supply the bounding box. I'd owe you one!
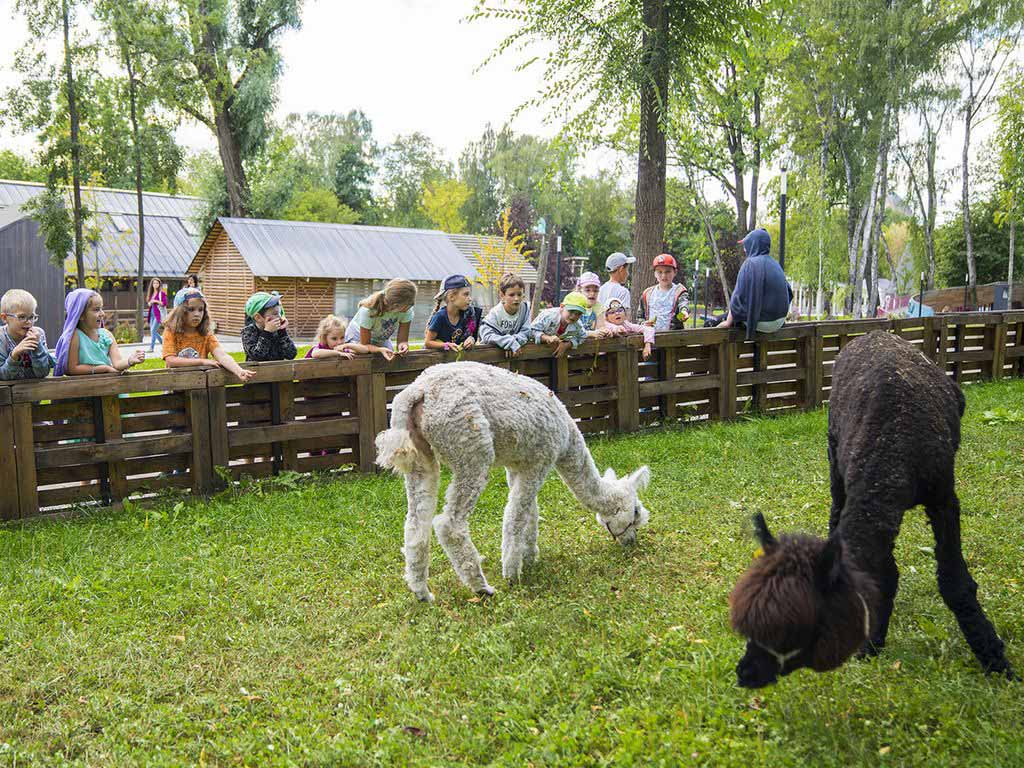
[54,288,145,376]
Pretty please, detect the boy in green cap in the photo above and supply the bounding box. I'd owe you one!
[241,291,297,362]
[529,291,589,358]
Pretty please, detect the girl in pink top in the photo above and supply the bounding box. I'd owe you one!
[603,299,655,360]
[146,277,168,352]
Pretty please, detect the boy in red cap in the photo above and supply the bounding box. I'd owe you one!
[636,253,689,331]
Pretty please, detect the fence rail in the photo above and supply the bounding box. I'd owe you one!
[2,312,1023,521]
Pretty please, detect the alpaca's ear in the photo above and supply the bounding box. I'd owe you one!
[751,512,777,551]
[628,466,650,491]
[603,467,617,482]
[815,536,844,591]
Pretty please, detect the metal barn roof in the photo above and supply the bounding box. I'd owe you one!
[0,180,204,277]
[198,217,478,281]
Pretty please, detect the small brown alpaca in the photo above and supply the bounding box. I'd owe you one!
[730,332,1014,688]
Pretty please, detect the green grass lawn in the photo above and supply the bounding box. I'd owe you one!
[1,380,1022,766]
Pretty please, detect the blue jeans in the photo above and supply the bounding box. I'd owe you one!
[148,311,163,351]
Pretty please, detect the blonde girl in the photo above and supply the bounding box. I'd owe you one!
[306,315,368,359]
[162,287,255,382]
[54,288,145,376]
[343,278,417,361]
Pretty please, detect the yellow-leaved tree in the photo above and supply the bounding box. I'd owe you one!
[472,208,535,307]
[422,179,470,233]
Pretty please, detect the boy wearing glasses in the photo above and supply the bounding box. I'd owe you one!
[0,289,56,379]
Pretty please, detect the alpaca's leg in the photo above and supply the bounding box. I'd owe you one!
[927,496,1014,676]
[827,434,845,536]
[501,468,545,582]
[434,463,494,596]
[864,547,899,654]
[402,462,440,602]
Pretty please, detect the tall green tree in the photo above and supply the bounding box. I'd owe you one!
[471,0,744,307]
[378,133,450,229]
[996,69,1024,307]
[0,150,45,182]
[141,0,302,217]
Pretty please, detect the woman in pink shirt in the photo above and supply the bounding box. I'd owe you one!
[145,277,169,352]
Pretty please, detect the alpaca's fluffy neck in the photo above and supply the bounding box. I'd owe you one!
[556,427,614,511]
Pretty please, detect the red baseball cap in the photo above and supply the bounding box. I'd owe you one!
[653,253,677,269]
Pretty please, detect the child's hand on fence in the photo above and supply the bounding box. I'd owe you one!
[337,350,355,360]
[396,341,409,356]
[541,334,560,346]
[462,337,475,349]
[378,348,395,362]
[129,349,146,366]
[554,341,572,358]
[235,368,256,382]
[642,342,652,360]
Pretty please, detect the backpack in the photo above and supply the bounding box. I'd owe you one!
[639,284,690,330]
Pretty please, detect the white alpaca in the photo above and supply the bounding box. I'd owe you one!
[376,361,651,601]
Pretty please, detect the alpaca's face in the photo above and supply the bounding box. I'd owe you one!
[594,466,651,546]
[729,515,874,688]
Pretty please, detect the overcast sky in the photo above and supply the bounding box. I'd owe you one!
[0,0,1009,222]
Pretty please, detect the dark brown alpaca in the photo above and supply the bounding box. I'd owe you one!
[730,331,1014,688]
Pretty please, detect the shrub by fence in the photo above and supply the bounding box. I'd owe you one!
[2,313,1022,521]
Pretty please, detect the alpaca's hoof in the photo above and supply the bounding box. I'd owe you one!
[476,585,495,598]
[411,588,434,603]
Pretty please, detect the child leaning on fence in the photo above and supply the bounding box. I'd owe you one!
[530,291,589,358]
[306,315,368,359]
[0,289,55,379]
[162,287,255,382]
[241,291,297,362]
[54,289,145,376]
[480,272,532,356]
[603,299,655,360]
[343,279,417,361]
[425,274,482,352]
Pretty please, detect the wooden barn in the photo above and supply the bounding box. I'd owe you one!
[188,218,538,338]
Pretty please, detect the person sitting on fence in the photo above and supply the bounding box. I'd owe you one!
[343,278,417,362]
[480,272,532,357]
[425,274,482,353]
[53,289,145,376]
[162,287,255,382]
[574,271,612,339]
[530,291,589,358]
[306,315,366,359]
[603,299,655,360]
[718,228,793,340]
[241,291,298,362]
[637,254,689,331]
[0,288,55,379]
[145,278,168,353]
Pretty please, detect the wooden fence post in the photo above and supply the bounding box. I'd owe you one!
[188,388,215,495]
[356,372,387,472]
[753,340,769,413]
[97,395,128,506]
[0,389,18,521]
[613,345,640,433]
[718,337,737,421]
[803,328,823,409]
[920,316,937,362]
[658,345,678,422]
[935,317,949,372]
[990,319,1007,380]
[12,402,37,519]
[207,377,229,491]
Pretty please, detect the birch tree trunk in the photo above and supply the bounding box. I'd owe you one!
[62,0,85,285]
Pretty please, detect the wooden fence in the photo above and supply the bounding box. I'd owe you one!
[2,313,1022,521]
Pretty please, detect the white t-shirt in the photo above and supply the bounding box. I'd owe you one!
[648,285,681,331]
[597,281,630,313]
[344,306,414,347]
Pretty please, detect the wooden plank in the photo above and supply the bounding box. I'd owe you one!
[558,385,618,407]
[554,355,569,392]
[0,403,19,520]
[952,324,966,382]
[13,403,38,518]
[227,416,361,448]
[990,323,1007,380]
[188,388,214,495]
[737,367,807,387]
[638,375,721,398]
[803,329,824,409]
[718,339,737,421]
[34,434,193,470]
[276,381,299,472]
[613,349,640,432]
[9,369,207,402]
[98,396,128,505]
